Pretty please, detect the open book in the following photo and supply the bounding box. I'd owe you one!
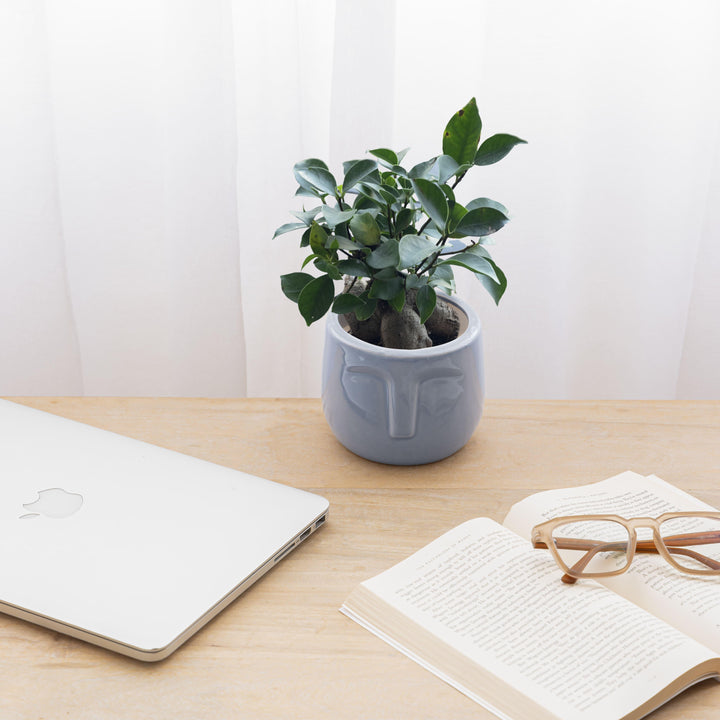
[340,471,720,720]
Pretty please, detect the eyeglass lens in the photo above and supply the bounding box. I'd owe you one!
[658,516,720,572]
[551,519,631,576]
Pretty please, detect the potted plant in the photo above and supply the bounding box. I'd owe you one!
[274,98,525,464]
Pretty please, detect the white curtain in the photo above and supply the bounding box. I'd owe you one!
[1,0,719,399]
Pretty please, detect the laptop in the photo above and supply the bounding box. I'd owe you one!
[0,399,329,661]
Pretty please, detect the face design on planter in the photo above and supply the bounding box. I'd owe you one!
[341,360,465,439]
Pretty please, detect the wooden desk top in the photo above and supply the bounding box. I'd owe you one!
[2,398,719,719]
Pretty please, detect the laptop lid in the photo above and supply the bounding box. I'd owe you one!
[0,399,328,661]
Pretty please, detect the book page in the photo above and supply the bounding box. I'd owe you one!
[503,471,720,653]
[347,518,715,720]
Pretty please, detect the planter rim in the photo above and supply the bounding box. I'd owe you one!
[326,293,481,358]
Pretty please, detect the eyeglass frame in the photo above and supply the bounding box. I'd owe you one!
[531,511,720,584]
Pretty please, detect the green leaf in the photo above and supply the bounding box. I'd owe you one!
[301,253,319,269]
[336,259,371,277]
[435,155,461,184]
[377,184,402,205]
[354,295,378,321]
[369,148,398,166]
[364,169,384,185]
[358,182,399,208]
[465,243,494,261]
[416,285,437,324]
[454,206,508,237]
[295,185,320,198]
[447,202,467,234]
[295,167,338,196]
[375,214,389,236]
[343,159,378,191]
[353,193,382,211]
[372,267,397,279]
[397,234,439,270]
[366,238,400,269]
[290,206,323,226]
[322,205,356,228]
[368,275,404,301]
[397,175,413,191]
[355,182,386,205]
[476,258,507,304]
[412,178,449,231]
[428,264,455,293]
[442,98,482,165]
[395,207,416,233]
[438,251,499,282]
[280,272,314,303]
[405,273,428,291]
[440,183,455,206]
[313,257,342,280]
[294,158,329,172]
[332,235,362,251]
[466,197,509,216]
[388,286,406,313]
[293,159,329,195]
[297,274,335,325]
[408,156,437,179]
[342,159,358,175]
[349,212,381,246]
[273,222,306,238]
[332,293,364,315]
[474,134,527,166]
[309,222,329,255]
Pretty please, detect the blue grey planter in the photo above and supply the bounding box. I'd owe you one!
[321,295,484,465]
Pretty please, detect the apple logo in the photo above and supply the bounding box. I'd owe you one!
[20,487,84,520]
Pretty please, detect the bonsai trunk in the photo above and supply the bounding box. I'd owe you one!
[343,278,460,350]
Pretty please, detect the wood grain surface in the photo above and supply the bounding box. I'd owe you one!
[1,398,719,719]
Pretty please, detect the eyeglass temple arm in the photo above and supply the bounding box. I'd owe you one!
[635,543,720,571]
[661,530,720,548]
[556,540,628,584]
[533,530,720,553]
[532,538,609,584]
[534,533,720,584]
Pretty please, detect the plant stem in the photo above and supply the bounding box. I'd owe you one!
[417,217,433,235]
[414,170,469,275]
[416,235,448,277]
[450,171,466,190]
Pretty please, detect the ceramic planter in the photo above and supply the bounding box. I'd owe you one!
[321,295,484,465]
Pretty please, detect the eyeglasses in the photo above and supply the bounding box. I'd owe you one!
[531,512,720,584]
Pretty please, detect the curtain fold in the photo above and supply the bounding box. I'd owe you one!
[232,0,334,397]
[0,2,83,394]
[3,0,247,397]
[1,0,718,399]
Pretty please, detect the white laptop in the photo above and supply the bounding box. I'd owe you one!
[0,399,329,661]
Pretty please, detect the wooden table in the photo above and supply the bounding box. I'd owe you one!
[2,398,719,719]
